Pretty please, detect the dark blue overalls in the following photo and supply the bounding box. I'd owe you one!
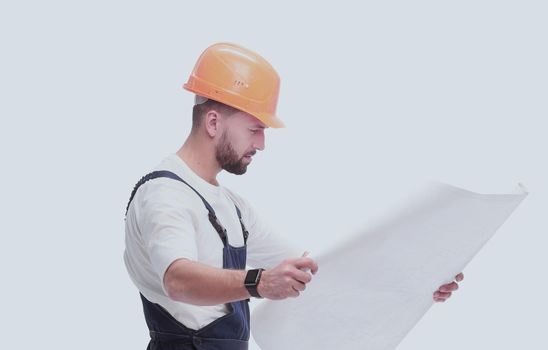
[125,170,251,350]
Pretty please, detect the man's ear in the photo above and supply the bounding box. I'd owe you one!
[204,110,220,138]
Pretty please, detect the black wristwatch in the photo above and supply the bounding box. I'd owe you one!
[244,268,265,298]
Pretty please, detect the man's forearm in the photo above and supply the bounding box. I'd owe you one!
[163,258,250,306]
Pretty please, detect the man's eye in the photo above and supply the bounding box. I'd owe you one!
[250,129,258,134]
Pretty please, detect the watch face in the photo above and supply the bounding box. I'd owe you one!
[245,269,260,286]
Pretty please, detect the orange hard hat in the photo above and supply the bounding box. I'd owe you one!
[183,42,284,128]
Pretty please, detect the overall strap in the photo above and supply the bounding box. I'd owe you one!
[235,206,249,244]
[125,170,248,245]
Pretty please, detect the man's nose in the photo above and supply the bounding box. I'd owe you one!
[254,133,265,151]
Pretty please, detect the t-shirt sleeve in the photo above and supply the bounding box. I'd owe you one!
[226,190,303,269]
[136,180,199,291]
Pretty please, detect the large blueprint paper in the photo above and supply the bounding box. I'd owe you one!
[252,181,528,350]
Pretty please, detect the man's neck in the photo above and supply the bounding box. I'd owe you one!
[176,137,222,186]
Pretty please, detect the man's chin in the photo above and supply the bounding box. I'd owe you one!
[223,163,248,175]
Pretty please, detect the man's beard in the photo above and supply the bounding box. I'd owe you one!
[215,131,252,175]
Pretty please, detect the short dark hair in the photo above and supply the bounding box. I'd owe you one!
[192,98,240,131]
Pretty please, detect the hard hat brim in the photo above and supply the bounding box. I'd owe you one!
[184,84,285,128]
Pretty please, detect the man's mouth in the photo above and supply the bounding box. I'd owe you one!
[243,152,255,162]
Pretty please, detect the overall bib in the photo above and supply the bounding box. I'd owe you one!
[126,170,251,350]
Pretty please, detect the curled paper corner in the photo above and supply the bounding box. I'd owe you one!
[429,180,529,197]
[517,182,529,194]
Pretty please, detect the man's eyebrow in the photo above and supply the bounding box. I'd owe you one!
[252,125,267,129]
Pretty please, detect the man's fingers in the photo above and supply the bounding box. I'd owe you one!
[293,257,319,274]
[434,291,452,299]
[434,275,463,302]
[288,268,312,284]
[440,282,459,292]
[291,280,306,292]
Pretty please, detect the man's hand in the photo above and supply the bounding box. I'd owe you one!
[257,254,319,300]
[433,272,464,302]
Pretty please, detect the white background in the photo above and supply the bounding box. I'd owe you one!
[1,0,546,348]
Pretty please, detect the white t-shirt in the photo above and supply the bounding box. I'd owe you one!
[124,153,300,330]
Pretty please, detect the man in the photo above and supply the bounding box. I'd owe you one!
[124,43,463,350]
